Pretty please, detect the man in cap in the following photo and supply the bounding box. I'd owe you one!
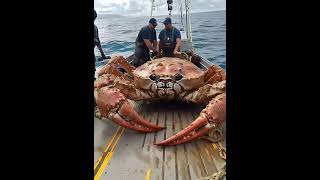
[158,17,181,57]
[133,18,158,67]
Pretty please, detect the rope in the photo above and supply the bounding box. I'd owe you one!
[197,163,226,180]
[218,143,226,161]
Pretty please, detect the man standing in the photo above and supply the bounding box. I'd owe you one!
[133,18,158,67]
[94,10,108,61]
[158,17,181,57]
[94,10,108,80]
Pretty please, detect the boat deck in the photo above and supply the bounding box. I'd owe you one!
[94,39,226,179]
[94,101,226,180]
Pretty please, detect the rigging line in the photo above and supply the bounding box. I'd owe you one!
[179,0,185,30]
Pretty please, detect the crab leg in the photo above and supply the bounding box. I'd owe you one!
[98,63,124,77]
[181,80,226,104]
[204,65,226,84]
[156,93,226,146]
[97,56,135,78]
[107,56,135,76]
[96,87,165,132]
[94,74,116,89]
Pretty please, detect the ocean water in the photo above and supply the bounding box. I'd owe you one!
[95,10,225,69]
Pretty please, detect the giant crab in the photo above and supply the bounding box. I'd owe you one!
[94,55,226,146]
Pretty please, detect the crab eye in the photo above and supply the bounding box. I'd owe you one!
[149,74,158,81]
[174,73,183,81]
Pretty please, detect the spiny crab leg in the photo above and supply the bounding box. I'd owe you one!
[156,93,226,146]
[98,56,135,78]
[96,87,165,132]
[108,56,135,76]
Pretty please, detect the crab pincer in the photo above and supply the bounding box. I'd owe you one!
[96,87,165,132]
[156,93,226,146]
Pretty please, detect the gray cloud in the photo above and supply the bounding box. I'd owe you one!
[94,0,225,16]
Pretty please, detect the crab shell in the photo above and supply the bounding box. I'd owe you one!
[133,58,206,94]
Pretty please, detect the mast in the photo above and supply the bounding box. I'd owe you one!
[185,0,192,42]
[150,0,155,17]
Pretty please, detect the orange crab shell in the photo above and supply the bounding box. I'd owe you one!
[133,57,206,90]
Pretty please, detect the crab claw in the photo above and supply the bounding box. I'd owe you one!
[155,115,209,145]
[96,87,165,132]
[156,93,226,146]
[108,113,160,133]
[118,101,165,131]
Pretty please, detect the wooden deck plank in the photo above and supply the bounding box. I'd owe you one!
[150,104,166,180]
[94,117,119,165]
[174,111,192,180]
[186,111,218,175]
[141,103,165,180]
[99,103,149,180]
[163,110,178,180]
[179,111,208,179]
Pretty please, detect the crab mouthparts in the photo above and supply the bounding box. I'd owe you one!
[156,79,174,89]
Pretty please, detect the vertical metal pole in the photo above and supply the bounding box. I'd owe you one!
[187,0,192,42]
[185,0,189,39]
[150,0,154,17]
[179,0,184,30]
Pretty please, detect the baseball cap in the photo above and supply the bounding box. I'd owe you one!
[163,17,172,24]
[149,18,158,26]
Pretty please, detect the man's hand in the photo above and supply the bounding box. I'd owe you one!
[101,54,111,59]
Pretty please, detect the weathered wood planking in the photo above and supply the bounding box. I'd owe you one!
[95,101,226,180]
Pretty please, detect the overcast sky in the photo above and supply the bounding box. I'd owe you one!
[94,0,225,17]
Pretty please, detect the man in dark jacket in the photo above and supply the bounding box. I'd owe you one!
[133,18,158,67]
